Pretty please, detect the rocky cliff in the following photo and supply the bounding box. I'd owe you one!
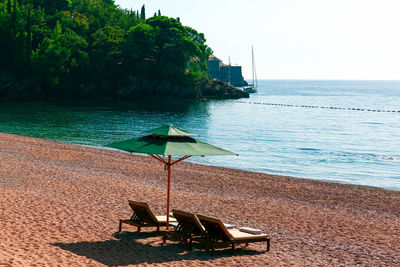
[193,78,249,100]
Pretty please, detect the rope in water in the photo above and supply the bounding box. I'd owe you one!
[234,101,400,113]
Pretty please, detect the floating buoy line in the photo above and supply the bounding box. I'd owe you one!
[233,101,400,113]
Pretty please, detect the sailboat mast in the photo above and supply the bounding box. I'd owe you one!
[251,46,255,86]
[228,55,231,84]
[243,46,257,93]
[253,48,257,88]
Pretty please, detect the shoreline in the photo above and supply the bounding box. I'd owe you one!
[1,133,399,266]
[84,143,400,193]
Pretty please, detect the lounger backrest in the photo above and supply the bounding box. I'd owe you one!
[197,214,233,241]
[172,209,205,235]
[128,200,158,224]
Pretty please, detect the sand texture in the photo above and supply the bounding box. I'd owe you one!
[0,133,399,266]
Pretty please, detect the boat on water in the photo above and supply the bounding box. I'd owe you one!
[243,46,258,93]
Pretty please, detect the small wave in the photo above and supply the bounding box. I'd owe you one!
[337,152,400,161]
[295,149,399,162]
[297,148,321,151]
[364,155,400,161]
[363,122,384,125]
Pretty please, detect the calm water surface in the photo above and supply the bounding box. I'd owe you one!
[1,80,399,190]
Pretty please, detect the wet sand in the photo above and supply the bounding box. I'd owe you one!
[0,133,399,266]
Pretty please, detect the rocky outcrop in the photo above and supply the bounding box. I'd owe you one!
[0,73,249,100]
[193,78,249,99]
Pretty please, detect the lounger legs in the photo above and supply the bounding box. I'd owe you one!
[202,239,270,255]
[189,238,193,251]
[162,232,193,251]
[118,220,123,232]
[118,219,141,234]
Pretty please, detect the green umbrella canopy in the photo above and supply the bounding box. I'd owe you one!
[144,124,198,137]
[106,125,236,156]
[105,124,236,229]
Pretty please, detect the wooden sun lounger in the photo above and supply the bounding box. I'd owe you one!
[162,209,205,250]
[196,214,270,255]
[118,200,176,235]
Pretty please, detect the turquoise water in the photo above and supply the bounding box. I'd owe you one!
[1,80,400,190]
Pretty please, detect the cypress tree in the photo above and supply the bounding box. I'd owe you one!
[25,3,32,65]
[9,0,18,70]
[140,4,145,20]
[12,0,17,36]
[7,0,11,14]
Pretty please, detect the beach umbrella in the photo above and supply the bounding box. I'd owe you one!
[105,125,236,229]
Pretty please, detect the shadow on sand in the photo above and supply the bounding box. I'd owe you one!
[51,231,265,266]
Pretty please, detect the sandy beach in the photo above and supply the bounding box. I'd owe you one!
[0,133,399,266]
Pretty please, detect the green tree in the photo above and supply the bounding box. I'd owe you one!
[184,26,211,74]
[30,6,49,51]
[31,21,68,93]
[146,16,206,89]
[90,25,125,92]
[54,10,89,36]
[43,0,70,15]
[0,1,12,69]
[140,4,145,20]
[123,23,155,81]
[24,3,32,65]
[31,21,88,95]
[7,0,12,14]
[113,8,139,31]
[70,0,115,35]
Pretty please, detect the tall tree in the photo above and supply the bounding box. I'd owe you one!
[43,0,69,15]
[25,3,32,64]
[146,16,204,89]
[91,25,125,89]
[123,23,155,80]
[7,0,11,14]
[11,0,16,36]
[140,4,145,20]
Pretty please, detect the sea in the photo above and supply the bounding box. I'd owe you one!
[1,80,399,190]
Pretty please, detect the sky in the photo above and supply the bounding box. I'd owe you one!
[115,0,400,80]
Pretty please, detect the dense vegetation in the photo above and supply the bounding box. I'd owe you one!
[0,0,213,99]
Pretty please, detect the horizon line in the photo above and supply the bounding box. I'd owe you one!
[244,78,400,81]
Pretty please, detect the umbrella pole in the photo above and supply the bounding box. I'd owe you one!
[166,155,171,230]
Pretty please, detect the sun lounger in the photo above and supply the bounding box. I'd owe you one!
[118,200,177,235]
[196,214,270,255]
[162,209,205,250]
